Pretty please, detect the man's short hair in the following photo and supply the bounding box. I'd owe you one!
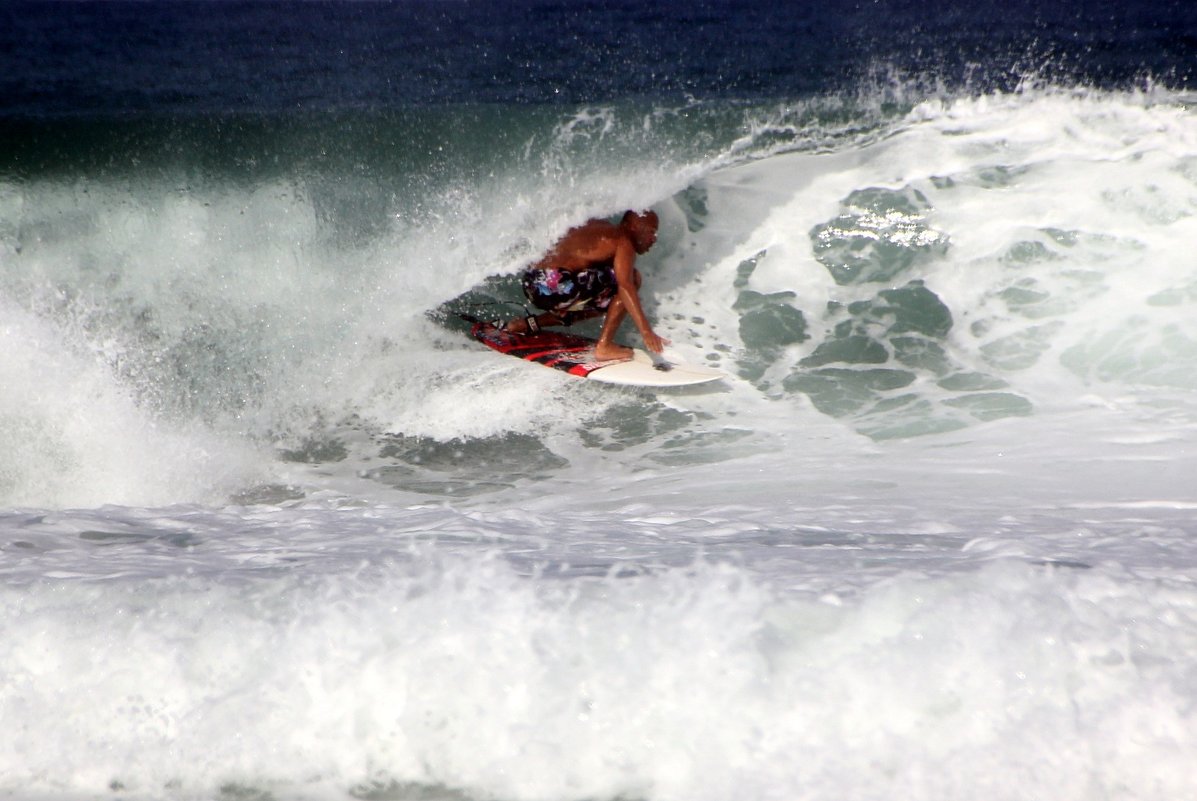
[621,209,658,228]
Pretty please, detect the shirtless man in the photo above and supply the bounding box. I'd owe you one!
[506,210,668,361]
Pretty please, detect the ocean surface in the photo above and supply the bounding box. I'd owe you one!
[3,2,1197,799]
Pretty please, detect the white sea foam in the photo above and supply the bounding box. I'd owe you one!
[2,545,1194,801]
[0,297,262,507]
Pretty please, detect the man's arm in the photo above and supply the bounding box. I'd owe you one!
[612,238,667,353]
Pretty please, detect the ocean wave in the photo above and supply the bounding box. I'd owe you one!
[2,86,1196,506]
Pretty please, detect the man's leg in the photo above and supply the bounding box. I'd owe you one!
[505,307,608,335]
[504,311,562,335]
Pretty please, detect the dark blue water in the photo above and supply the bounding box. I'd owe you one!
[3,0,1194,116]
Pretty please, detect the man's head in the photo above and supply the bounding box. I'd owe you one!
[621,209,659,254]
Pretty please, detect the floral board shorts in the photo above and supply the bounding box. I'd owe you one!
[521,261,618,321]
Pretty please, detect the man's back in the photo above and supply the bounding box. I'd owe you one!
[532,220,623,272]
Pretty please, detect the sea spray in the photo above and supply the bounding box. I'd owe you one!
[2,551,1194,800]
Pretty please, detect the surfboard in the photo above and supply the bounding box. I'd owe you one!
[465,319,727,387]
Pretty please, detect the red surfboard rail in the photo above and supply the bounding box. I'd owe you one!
[466,319,629,378]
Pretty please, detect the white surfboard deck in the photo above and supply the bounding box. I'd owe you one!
[586,349,728,387]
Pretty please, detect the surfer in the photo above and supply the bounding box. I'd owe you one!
[506,210,669,360]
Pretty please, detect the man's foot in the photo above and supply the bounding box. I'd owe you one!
[504,315,543,335]
[503,317,531,335]
[594,341,634,361]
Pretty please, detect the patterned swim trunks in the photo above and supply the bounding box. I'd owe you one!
[521,261,618,320]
